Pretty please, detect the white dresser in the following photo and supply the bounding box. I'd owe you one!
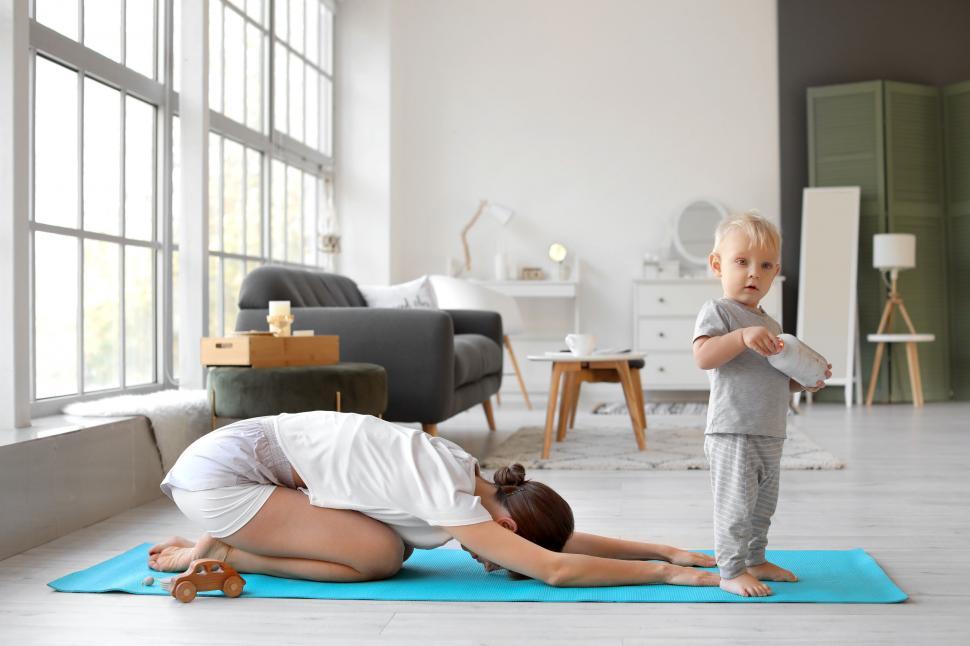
[632,277,784,390]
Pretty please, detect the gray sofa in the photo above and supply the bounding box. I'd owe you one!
[235,266,503,434]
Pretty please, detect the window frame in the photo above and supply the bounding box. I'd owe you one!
[26,0,336,418]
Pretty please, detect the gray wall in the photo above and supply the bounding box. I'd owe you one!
[777,0,970,331]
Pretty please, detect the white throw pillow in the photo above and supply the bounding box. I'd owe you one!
[358,275,438,309]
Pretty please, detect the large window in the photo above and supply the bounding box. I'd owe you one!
[28,0,335,412]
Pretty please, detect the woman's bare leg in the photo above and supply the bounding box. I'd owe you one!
[149,487,407,582]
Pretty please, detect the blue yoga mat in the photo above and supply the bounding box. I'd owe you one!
[48,545,906,603]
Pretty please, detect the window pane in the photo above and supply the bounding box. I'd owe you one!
[274,0,288,42]
[36,0,78,40]
[321,75,332,156]
[305,0,319,67]
[209,0,223,113]
[224,5,245,123]
[84,239,121,391]
[84,0,122,62]
[274,42,287,135]
[172,249,180,380]
[208,134,221,251]
[246,0,264,25]
[172,116,181,245]
[288,0,304,54]
[245,23,263,132]
[246,149,262,256]
[223,257,244,335]
[305,67,318,150]
[286,165,302,262]
[223,138,244,254]
[125,96,154,240]
[208,256,221,337]
[125,0,155,78]
[321,4,333,74]
[84,78,121,235]
[288,52,303,142]
[34,233,78,398]
[227,0,245,14]
[173,0,181,90]
[303,173,316,265]
[34,58,78,229]
[125,245,154,386]
[270,160,285,260]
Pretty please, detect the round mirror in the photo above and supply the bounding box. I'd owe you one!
[548,242,567,263]
[672,199,728,266]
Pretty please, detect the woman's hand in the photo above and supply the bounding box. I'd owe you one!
[664,564,720,587]
[804,363,833,392]
[668,549,716,568]
[741,326,781,356]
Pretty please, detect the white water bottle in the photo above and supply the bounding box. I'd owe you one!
[767,334,828,387]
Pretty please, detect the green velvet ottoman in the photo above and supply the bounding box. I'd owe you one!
[207,363,387,426]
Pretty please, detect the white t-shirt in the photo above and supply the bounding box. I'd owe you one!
[275,411,492,549]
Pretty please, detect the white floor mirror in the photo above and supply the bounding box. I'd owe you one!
[796,187,862,406]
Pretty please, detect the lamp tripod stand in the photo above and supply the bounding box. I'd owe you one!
[864,269,926,406]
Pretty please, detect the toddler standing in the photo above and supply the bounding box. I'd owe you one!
[692,211,831,597]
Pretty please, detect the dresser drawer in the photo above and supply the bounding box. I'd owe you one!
[636,283,721,316]
[640,352,709,388]
[636,318,694,351]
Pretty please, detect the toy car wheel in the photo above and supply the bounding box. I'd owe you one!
[222,575,244,598]
[174,581,197,603]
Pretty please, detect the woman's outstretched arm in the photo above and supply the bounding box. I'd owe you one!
[446,522,719,588]
[562,532,715,568]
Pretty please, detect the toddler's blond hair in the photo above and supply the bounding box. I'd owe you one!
[712,210,781,257]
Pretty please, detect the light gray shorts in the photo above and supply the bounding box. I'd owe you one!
[170,483,277,538]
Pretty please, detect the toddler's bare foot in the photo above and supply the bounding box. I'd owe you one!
[147,534,230,572]
[719,572,772,597]
[747,561,797,582]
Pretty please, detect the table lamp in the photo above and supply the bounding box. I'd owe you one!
[461,200,514,272]
[870,232,918,338]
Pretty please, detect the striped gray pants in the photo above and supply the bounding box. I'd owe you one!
[704,433,785,580]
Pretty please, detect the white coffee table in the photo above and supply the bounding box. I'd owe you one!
[527,352,647,459]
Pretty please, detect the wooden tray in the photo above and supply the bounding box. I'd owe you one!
[201,335,339,368]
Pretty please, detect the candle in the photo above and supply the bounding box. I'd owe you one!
[268,300,291,316]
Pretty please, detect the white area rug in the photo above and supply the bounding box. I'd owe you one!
[63,389,210,472]
[481,415,844,471]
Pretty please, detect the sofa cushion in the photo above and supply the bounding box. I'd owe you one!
[238,266,367,308]
[453,333,503,388]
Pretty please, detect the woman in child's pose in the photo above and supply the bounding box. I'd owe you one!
[150,410,719,588]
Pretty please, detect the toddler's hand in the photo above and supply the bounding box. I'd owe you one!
[804,363,833,392]
[741,326,781,357]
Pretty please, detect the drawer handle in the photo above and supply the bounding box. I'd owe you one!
[657,331,666,338]
[658,366,665,373]
[215,342,233,349]
[657,297,666,303]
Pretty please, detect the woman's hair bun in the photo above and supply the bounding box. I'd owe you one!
[493,463,527,487]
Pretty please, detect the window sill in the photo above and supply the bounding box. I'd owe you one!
[0,414,138,449]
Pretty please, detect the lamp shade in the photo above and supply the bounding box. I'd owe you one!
[873,233,915,270]
[484,202,514,225]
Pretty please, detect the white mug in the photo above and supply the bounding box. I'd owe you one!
[565,333,596,356]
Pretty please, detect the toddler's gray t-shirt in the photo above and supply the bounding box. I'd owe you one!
[693,297,789,438]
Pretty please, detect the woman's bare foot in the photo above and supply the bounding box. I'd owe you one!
[147,534,230,572]
[669,549,717,568]
[748,561,798,582]
[720,572,772,597]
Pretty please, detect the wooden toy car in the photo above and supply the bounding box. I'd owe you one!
[166,559,245,603]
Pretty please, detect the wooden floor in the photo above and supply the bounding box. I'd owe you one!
[1,401,968,645]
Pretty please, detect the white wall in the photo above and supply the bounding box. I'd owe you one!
[339,0,779,351]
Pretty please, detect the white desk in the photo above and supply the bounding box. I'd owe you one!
[475,276,581,397]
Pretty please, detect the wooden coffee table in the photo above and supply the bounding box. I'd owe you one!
[527,352,647,459]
